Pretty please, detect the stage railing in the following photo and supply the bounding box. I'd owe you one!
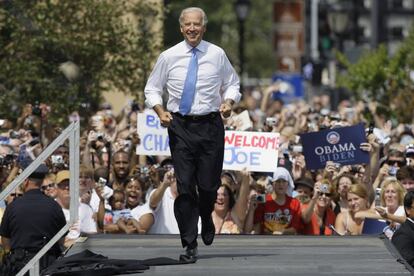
[0,120,80,276]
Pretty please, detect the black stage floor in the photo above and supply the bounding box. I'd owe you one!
[66,234,413,275]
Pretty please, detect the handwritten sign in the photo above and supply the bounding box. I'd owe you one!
[137,109,170,156]
[137,109,280,172]
[223,131,279,172]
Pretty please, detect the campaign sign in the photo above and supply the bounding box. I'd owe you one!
[300,123,369,170]
[137,109,280,172]
[271,73,304,103]
[223,131,279,172]
[137,109,170,156]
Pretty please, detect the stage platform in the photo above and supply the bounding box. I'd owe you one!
[66,234,413,275]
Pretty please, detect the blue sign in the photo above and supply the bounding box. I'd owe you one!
[271,73,304,103]
[300,124,369,170]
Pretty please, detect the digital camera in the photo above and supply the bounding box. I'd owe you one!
[388,166,398,176]
[320,183,329,193]
[0,154,15,166]
[256,194,266,203]
[266,117,277,126]
[97,177,107,188]
[51,155,64,165]
[32,104,42,116]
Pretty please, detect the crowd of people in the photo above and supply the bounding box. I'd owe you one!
[1,86,414,265]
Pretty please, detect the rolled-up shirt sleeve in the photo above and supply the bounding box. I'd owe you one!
[144,54,168,109]
[220,52,241,104]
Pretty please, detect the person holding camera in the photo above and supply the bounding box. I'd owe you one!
[48,145,69,174]
[245,167,303,235]
[363,178,406,239]
[334,184,370,235]
[373,148,407,190]
[301,180,337,235]
[148,167,180,234]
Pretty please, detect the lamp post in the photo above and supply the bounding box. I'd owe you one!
[234,0,250,92]
[326,2,350,52]
[326,1,350,111]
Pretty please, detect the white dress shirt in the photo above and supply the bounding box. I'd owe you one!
[144,40,241,115]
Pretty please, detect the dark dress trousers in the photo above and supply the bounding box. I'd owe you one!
[169,112,224,247]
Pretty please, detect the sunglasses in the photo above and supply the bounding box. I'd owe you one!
[41,183,55,191]
[387,160,406,167]
[10,193,23,197]
[57,182,69,189]
[319,192,332,197]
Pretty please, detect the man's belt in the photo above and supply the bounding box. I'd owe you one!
[172,112,219,121]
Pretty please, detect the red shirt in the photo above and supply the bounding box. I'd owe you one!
[254,194,303,234]
[300,203,336,235]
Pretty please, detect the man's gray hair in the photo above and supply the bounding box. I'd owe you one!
[179,7,208,27]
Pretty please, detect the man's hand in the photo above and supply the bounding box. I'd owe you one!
[153,105,173,128]
[220,99,234,118]
[159,111,173,127]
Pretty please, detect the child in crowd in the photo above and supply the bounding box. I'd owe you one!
[105,190,142,234]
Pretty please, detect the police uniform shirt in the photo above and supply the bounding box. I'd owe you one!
[0,189,66,253]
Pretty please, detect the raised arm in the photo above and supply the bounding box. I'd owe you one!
[232,170,250,227]
[149,169,174,209]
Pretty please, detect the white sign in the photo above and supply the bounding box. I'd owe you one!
[229,110,253,131]
[223,131,279,172]
[137,109,170,156]
[137,109,280,172]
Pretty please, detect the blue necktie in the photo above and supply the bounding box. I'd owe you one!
[179,48,198,115]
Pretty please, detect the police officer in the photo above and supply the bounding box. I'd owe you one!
[0,163,66,274]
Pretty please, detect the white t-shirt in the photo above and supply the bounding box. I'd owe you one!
[147,187,202,234]
[62,202,97,240]
[79,202,97,234]
[148,187,179,234]
[130,203,153,222]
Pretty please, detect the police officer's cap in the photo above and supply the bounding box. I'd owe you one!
[21,159,49,179]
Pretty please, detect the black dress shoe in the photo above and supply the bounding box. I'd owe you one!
[179,246,198,263]
[201,216,215,245]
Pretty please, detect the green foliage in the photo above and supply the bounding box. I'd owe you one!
[337,26,414,123]
[0,0,161,125]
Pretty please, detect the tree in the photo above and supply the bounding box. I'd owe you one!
[0,0,161,125]
[337,24,414,124]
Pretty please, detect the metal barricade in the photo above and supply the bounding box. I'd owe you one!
[0,120,80,276]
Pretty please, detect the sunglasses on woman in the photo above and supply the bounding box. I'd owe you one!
[41,183,55,191]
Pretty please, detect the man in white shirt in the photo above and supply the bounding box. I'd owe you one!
[55,170,97,247]
[144,6,241,262]
[148,167,180,234]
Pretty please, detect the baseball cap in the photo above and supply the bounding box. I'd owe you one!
[56,170,70,184]
[271,167,290,182]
